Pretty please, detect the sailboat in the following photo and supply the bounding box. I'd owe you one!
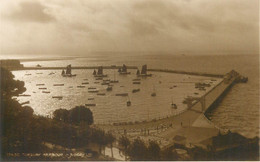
[137,65,152,77]
[127,96,131,106]
[151,85,156,97]
[119,64,131,75]
[61,69,65,75]
[62,64,76,77]
[93,69,97,75]
[136,69,140,75]
[94,66,107,77]
[171,97,177,109]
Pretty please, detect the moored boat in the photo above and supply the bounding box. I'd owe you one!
[36,84,45,86]
[151,85,156,97]
[101,82,110,85]
[93,66,108,77]
[137,65,152,77]
[132,89,140,93]
[106,86,112,91]
[77,85,85,88]
[53,84,64,86]
[127,100,131,106]
[52,96,63,99]
[127,96,131,106]
[88,90,99,93]
[39,87,47,90]
[171,103,177,109]
[85,104,96,107]
[171,98,177,109]
[116,93,128,96]
[62,64,76,77]
[110,80,119,83]
[119,64,131,75]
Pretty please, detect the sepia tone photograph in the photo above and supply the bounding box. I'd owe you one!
[0,0,259,161]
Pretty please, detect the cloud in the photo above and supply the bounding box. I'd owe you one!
[5,1,55,23]
[0,0,258,56]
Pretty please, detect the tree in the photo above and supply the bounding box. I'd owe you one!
[147,141,161,160]
[0,67,43,157]
[161,147,179,161]
[91,129,107,154]
[69,106,93,125]
[105,132,115,158]
[128,138,147,161]
[118,135,130,160]
[53,109,69,122]
[0,67,26,97]
[188,146,208,160]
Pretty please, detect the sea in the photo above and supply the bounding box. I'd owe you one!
[7,53,259,138]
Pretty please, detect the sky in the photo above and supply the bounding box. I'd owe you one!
[0,0,259,56]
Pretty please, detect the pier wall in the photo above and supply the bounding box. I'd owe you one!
[204,78,236,116]
[12,66,138,71]
[13,66,224,79]
[147,68,224,78]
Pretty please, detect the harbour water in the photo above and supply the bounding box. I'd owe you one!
[11,53,259,138]
[13,69,220,124]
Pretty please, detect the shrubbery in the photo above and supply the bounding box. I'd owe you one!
[53,106,93,125]
[118,136,179,161]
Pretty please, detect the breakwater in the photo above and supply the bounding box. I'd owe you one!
[12,66,223,79]
[148,68,224,78]
[13,66,138,71]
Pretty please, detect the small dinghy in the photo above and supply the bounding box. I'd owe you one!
[77,85,85,88]
[88,90,99,93]
[85,104,96,107]
[36,84,45,86]
[39,87,47,90]
[116,93,128,96]
[53,84,64,86]
[52,96,63,99]
[132,89,140,93]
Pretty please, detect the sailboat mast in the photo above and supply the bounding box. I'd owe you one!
[114,69,115,81]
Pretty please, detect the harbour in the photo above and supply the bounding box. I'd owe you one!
[2,54,258,161]
[8,60,252,150]
[1,0,259,160]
